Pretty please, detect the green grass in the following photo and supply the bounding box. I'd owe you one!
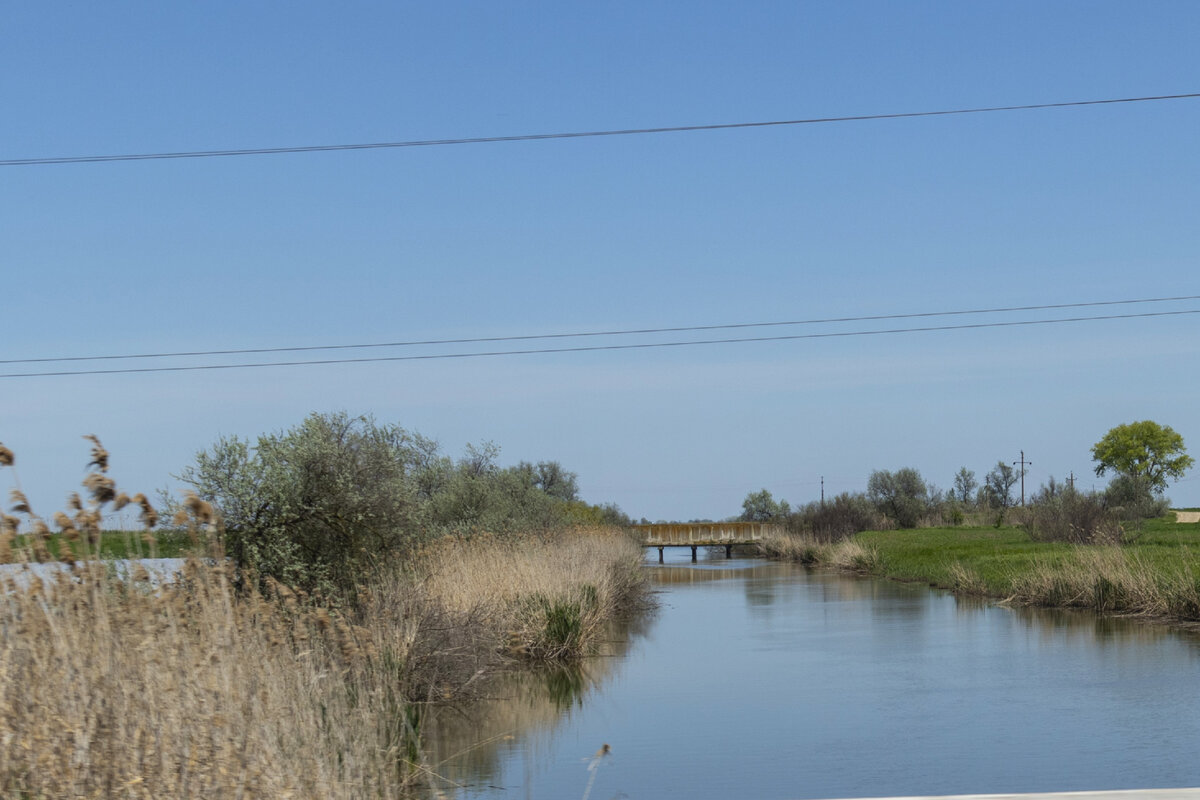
[857,517,1200,596]
[4,528,194,562]
[758,517,1200,620]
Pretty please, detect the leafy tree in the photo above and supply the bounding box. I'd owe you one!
[952,467,977,505]
[1091,420,1194,494]
[982,461,1018,511]
[866,468,927,529]
[523,461,579,502]
[740,489,790,522]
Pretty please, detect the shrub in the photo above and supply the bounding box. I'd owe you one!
[178,412,429,597]
[1104,475,1170,523]
[867,468,928,529]
[1022,489,1125,545]
[178,413,603,598]
[785,492,879,542]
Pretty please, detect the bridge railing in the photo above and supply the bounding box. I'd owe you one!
[633,522,784,546]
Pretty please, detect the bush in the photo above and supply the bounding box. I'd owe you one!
[178,412,427,597]
[785,492,880,542]
[1104,475,1169,523]
[178,412,614,598]
[1022,489,1125,545]
[867,468,928,529]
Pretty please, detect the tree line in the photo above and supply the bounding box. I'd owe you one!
[736,420,1193,544]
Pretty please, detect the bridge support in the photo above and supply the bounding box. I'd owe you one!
[657,547,664,564]
[690,545,697,562]
[725,544,732,559]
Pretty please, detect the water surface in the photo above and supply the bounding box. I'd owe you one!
[426,550,1200,799]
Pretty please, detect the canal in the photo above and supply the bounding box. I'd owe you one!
[423,549,1200,799]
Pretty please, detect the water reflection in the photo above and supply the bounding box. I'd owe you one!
[421,614,646,795]
[424,555,1200,800]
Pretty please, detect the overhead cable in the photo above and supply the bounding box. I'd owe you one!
[3,294,1197,366]
[1,308,1195,379]
[3,92,1198,167]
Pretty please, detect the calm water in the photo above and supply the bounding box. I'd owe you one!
[424,550,1200,799]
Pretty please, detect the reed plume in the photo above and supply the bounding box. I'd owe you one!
[83,434,109,472]
[9,488,32,516]
[82,472,116,506]
[0,443,13,466]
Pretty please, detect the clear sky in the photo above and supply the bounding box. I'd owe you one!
[4,1,1199,522]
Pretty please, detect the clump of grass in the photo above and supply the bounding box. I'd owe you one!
[756,531,879,573]
[411,528,647,663]
[948,562,989,595]
[1005,546,1200,620]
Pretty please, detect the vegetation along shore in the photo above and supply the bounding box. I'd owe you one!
[0,415,649,798]
[750,420,1200,624]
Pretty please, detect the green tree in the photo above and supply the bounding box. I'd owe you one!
[867,468,927,529]
[177,412,425,597]
[952,467,977,505]
[740,489,790,522]
[982,461,1017,510]
[1091,420,1194,494]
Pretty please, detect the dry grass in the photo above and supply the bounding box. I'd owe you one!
[0,438,649,798]
[406,528,647,661]
[947,561,990,595]
[0,529,648,798]
[756,531,880,573]
[0,559,420,799]
[1006,546,1200,618]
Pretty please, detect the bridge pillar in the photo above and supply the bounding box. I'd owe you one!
[657,547,664,564]
[690,545,697,562]
[725,544,732,559]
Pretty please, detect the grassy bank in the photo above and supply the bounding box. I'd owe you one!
[2,528,194,562]
[758,516,1200,621]
[0,527,648,798]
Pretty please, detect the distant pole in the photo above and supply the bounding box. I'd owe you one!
[1013,450,1032,506]
[820,476,825,506]
[1067,471,1076,491]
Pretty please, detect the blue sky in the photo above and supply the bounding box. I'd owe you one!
[4,1,1199,521]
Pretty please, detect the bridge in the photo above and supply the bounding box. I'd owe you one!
[633,522,783,562]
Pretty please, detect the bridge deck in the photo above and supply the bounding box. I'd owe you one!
[634,522,783,547]
[633,525,782,563]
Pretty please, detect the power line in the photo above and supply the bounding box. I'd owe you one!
[3,294,1197,366]
[2,308,1195,379]
[4,92,1198,167]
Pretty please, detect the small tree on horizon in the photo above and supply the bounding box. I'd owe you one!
[740,489,790,522]
[982,461,1018,512]
[952,467,977,505]
[867,468,927,529]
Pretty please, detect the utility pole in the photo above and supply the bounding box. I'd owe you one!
[820,476,825,506]
[1013,451,1032,506]
[1067,471,1076,491]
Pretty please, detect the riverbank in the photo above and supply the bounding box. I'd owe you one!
[757,515,1200,622]
[0,527,649,798]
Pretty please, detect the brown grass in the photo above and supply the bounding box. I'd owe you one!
[0,439,651,797]
[756,531,880,573]
[1005,546,1200,618]
[0,559,419,798]
[0,530,647,798]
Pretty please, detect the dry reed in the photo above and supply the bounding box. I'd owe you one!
[0,440,650,797]
[1005,546,1200,619]
[756,531,881,573]
[0,558,421,798]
